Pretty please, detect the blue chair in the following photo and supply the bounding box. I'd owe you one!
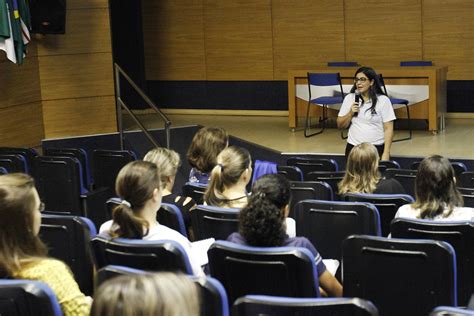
[287,157,339,178]
[0,147,38,176]
[191,205,240,241]
[96,264,147,287]
[378,74,411,142]
[92,149,137,191]
[289,181,334,217]
[378,160,401,175]
[0,280,62,316]
[0,154,28,173]
[305,171,346,200]
[383,168,417,198]
[44,147,92,189]
[343,193,414,237]
[431,306,474,315]
[0,167,7,174]
[400,61,433,66]
[304,73,345,137]
[182,182,207,205]
[458,187,474,208]
[233,295,379,316]
[294,200,381,261]
[208,240,320,305]
[327,61,359,67]
[277,165,303,181]
[90,236,193,274]
[411,161,467,180]
[460,171,474,189]
[343,235,457,316]
[40,214,96,296]
[391,218,474,306]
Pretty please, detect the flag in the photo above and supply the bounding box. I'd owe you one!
[0,1,17,63]
[18,0,30,45]
[8,0,25,64]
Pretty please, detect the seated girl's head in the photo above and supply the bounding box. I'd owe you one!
[339,143,380,194]
[414,155,463,219]
[111,161,162,239]
[204,146,252,207]
[91,272,200,316]
[144,147,181,190]
[0,173,47,275]
[239,174,290,247]
[187,127,228,174]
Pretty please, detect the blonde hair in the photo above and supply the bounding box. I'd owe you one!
[204,146,251,207]
[187,127,228,173]
[0,173,47,276]
[144,147,181,186]
[338,143,381,195]
[91,272,200,316]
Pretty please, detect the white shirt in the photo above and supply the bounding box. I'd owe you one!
[395,204,474,221]
[99,220,204,276]
[338,93,396,146]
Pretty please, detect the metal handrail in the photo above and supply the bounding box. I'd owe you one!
[113,63,171,149]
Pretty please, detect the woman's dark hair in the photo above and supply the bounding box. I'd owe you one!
[412,155,463,219]
[239,174,290,247]
[112,161,162,239]
[350,66,386,115]
[187,127,228,174]
[204,146,251,207]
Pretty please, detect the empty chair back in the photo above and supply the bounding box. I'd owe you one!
[343,193,414,236]
[95,265,147,287]
[306,171,345,200]
[391,218,474,305]
[460,171,474,188]
[0,154,28,174]
[183,182,207,205]
[0,167,7,175]
[277,165,303,181]
[295,200,381,260]
[191,205,239,241]
[412,161,467,180]
[92,149,136,190]
[458,187,474,208]
[90,236,192,274]
[40,214,96,296]
[378,160,401,174]
[400,61,433,66]
[383,168,417,198]
[343,235,457,316]
[208,240,319,305]
[327,61,359,67]
[157,203,188,237]
[0,147,38,175]
[0,280,62,316]
[44,147,92,189]
[289,181,333,217]
[233,295,379,316]
[431,306,474,315]
[287,157,338,178]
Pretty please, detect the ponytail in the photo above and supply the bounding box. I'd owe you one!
[110,204,149,239]
[204,164,227,206]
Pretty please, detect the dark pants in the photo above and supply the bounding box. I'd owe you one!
[345,143,385,159]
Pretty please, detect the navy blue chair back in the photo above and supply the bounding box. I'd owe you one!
[287,157,338,177]
[0,280,62,316]
[400,61,433,66]
[343,235,457,316]
[383,168,417,198]
[343,193,414,237]
[378,160,401,173]
[327,61,359,67]
[458,187,474,208]
[0,154,28,174]
[0,167,7,174]
[191,205,239,241]
[295,200,381,261]
[157,203,188,238]
[208,241,320,306]
[289,181,333,217]
[460,172,474,189]
[431,306,474,315]
[44,147,92,189]
[0,147,38,175]
[233,295,379,316]
[391,218,474,305]
[90,236,193,274]
[95,265,147,288]
[183,182,207,205]
[277,165,303,181]
[411,161,467,180]
[306,171,345,200]
[92,149,136,190]
[40,214,96,295]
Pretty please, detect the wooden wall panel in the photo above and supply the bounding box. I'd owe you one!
[345,0,422,67]
[423,0,474,80]
[142,1,206,80]
[36,8,112,56]
[0,102,44,147]
[203,0,274,80]
[68,0,108,9]
[38,52,114,100]
[272,0,345,80]
[42,96,116,138]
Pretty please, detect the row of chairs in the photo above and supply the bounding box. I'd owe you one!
[327,61,433,67]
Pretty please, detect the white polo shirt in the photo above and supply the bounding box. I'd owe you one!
[338,93,396,146]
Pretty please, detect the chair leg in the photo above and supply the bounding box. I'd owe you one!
[304,102,325,137]
[393,104,412,142]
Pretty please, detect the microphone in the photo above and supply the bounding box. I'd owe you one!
[354,90,360,117]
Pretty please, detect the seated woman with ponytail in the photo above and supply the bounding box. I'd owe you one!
[227,174,343,297]
[99,161,203,275]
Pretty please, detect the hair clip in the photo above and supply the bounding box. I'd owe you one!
[121,199,132,208]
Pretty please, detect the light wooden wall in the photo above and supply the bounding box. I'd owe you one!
[143,0,474,81]
[36,0,116,138]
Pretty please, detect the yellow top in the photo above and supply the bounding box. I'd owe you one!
[12,258,91,316]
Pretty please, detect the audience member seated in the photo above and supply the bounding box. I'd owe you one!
[187,127,229,184]
[91,272,200,316]
[227,174,342,297]
[99,161,203,275]
[204,146,252,209]
[339,143,405,195]
[144,147,197,233]
[0,173,91,316]
[395,155,474,220]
